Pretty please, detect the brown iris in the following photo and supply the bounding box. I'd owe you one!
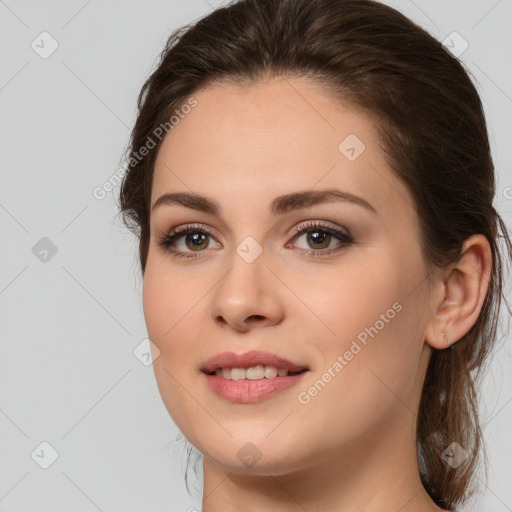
[185,232,209,251]
[307,230,331,249]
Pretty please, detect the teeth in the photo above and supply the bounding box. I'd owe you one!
[231,368,246,381]
[246,365,265,380]
[213,365,292,380]
[264,366,278,379]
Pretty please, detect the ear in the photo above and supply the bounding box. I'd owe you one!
[424,234,493,350]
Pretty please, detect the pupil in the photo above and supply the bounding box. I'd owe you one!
[308,231,330,249]
[186,233,207,250]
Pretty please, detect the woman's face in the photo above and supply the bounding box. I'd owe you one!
[143,76,437,476]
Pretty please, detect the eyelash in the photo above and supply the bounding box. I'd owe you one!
[156,221,354,259]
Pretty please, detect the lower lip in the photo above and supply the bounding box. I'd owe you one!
[203,371,308,403]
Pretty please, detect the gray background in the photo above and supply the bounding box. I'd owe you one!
[0,0,511,510]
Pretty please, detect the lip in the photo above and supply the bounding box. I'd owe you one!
[203,372,308,403]
[201,350,309,404]
[201,350,308,374]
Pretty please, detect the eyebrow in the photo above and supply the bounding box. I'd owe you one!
[151,188,378,216]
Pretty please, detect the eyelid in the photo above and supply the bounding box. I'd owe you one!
[288,219,351,239]
[168,223,215,236]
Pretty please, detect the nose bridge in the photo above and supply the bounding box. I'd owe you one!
[217,238,268,305]
[209,238,285,329]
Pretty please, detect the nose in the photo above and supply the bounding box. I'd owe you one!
[210,250,285,332]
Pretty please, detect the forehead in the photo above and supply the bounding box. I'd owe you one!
[151,77,411,221]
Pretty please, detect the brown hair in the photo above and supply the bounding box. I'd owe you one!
[117,0,512,508]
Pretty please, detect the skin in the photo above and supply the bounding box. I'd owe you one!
[142,76,492,512]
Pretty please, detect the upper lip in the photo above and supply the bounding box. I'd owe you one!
[201,350,309,374]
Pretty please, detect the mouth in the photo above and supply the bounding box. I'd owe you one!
[200,350,309,403]
[201,350,309,377]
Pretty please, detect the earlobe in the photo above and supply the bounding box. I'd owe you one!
[441,329,454,347]
[424,234,492,351]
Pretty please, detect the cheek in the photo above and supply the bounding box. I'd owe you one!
[293,258,401,349]
[298,259,424,411]
[297,311,421,450]
[142,263,209,443]
[142,255,201,345]
[142,261,204,400]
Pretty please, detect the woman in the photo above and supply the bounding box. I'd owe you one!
[118,0,511,510]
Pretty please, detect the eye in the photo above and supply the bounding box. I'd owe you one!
[286,221,353,257]
[157,224,219,259]
[157,221,353,259]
